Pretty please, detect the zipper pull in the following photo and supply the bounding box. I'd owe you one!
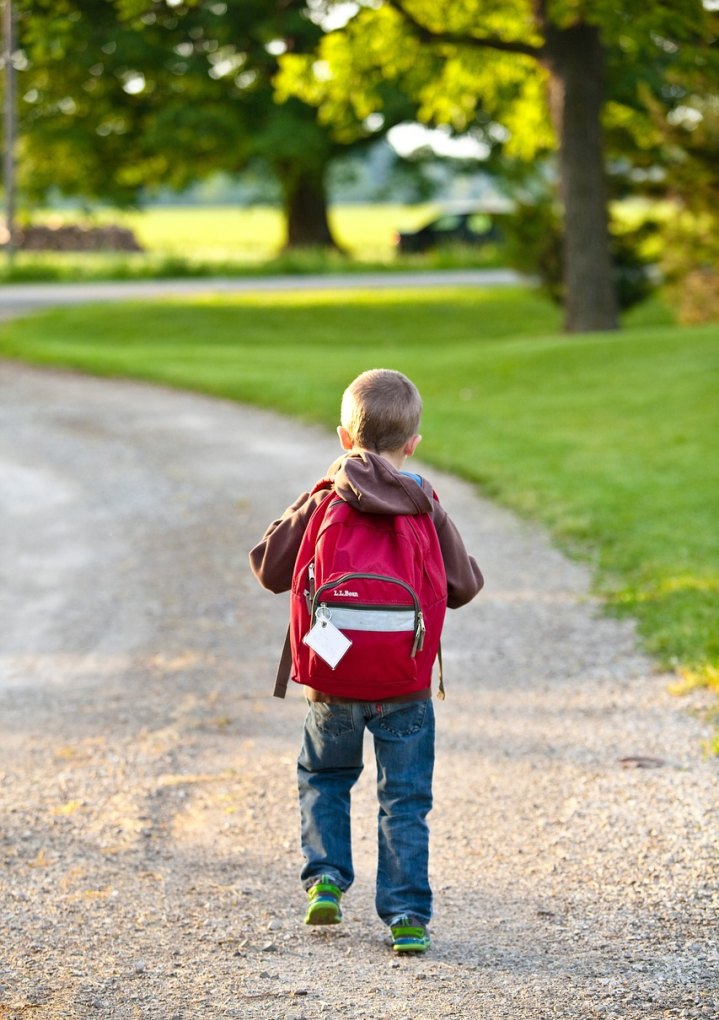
[305,561,316,613]
[411,611,426,657]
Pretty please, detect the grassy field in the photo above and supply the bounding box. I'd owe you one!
[117,203,435,258]
[1,286,717,726]
[2,204,496,281]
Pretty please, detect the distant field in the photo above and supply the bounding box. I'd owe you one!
[2,204,503,282]
[36,204,440,261]
[3,199,667,283]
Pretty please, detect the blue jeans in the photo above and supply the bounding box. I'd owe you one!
[297,699,435,925]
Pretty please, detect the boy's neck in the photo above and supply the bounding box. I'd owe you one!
[353,447,406,471]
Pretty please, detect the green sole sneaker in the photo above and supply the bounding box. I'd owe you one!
[390,917,430,953]
[304,877,342,925]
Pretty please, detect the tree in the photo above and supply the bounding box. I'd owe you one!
[278,0,718,331]
[11,0,414,249]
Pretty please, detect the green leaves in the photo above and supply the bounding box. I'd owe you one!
[277,2,551,155]
[13,0,340,209]
[276,6,428,142]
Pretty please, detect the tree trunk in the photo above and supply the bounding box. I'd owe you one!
[543,22,618,332]
[278,162,342,251]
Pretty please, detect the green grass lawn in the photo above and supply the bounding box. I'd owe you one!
[1,286,717,720]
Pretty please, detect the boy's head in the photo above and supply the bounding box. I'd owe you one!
[338,369,422,459]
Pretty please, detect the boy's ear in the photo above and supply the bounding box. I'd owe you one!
[337,426,354,451]
[405,434,422,457]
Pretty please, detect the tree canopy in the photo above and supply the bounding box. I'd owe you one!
[278,0,719,329]
[11,0,414,246]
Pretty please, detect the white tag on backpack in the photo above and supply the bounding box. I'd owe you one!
[303,610,351,669]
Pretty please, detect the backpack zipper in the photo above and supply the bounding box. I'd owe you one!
[312,572,425,656]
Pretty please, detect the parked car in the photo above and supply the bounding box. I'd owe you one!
[394,207,507,254]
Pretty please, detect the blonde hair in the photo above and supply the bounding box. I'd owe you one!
[340,369,422,453]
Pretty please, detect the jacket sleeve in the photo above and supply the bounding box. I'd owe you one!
[248,489,326,594]
[432,502,484,609]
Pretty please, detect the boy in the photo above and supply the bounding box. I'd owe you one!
[249,369,483,952]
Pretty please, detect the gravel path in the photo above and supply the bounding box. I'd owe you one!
[0,360,716,1020]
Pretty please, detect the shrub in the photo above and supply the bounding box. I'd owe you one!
[502,201,658,312]
[660,212,719,325]
[673,269,719,325]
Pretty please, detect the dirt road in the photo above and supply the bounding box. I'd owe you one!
[0,360,716,1019]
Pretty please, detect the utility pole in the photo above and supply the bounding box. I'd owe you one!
[2,0,16,262]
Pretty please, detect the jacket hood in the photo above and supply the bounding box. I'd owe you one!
[329,451,434,516]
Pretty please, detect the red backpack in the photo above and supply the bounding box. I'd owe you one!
[274,486,448,701]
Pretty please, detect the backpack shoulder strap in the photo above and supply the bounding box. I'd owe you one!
[274,627,294,698]
[273,484,335,699]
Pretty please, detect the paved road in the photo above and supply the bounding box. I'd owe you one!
[0,361,716,1019]
[0,269,522,320]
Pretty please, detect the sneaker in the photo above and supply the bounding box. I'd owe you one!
[390,915,430,953]
[304,876,343,925]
